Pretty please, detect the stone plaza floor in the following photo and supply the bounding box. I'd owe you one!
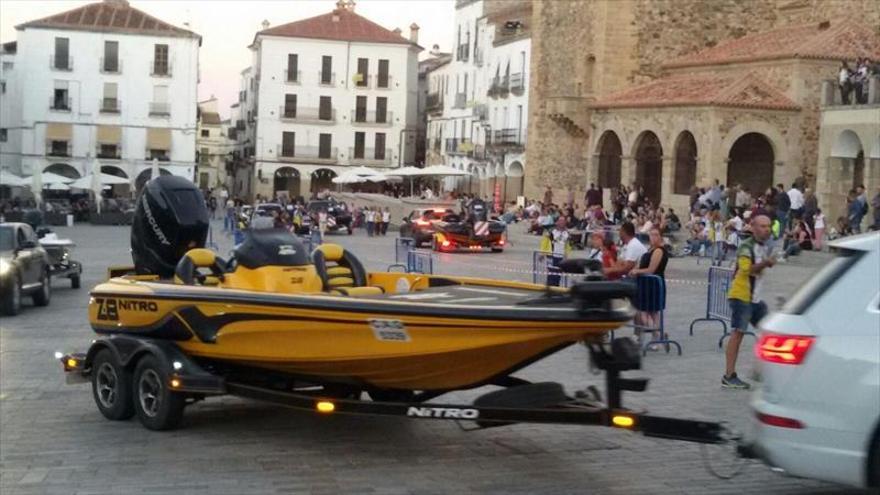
[0,220,859,494]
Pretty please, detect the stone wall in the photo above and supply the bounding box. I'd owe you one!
[524,0,880,203]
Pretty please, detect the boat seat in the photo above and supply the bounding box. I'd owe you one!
[175,248,227,286]
[312,244,382,295]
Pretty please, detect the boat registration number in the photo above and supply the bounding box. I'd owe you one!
[369,319,410,342]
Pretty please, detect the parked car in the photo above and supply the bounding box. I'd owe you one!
[399,208,455,247]
[0,222,52,315]
[745,232,880,489]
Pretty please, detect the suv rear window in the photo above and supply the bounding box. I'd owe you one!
[781,248,863,314]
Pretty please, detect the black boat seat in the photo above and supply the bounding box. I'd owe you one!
[175,248,226,286]
[312,244,383,296]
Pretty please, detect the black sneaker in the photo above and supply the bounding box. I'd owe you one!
[722,373,751,390]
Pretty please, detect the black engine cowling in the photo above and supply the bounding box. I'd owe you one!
[131,176,208,278]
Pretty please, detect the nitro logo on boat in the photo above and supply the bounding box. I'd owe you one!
[96,298,159,321]
[369,319,410,342]
[406,407,479,419]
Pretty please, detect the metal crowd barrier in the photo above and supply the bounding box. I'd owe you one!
[388,237,432,274]
[631,274,682,356]
[688,265,755,348]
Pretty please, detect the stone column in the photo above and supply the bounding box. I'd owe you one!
[620,155,635,187]
[660,156,674,206]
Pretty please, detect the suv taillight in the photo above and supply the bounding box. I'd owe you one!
[755,333,815,365]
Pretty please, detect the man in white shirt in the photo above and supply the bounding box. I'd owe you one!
[605,222,645,279]
[735,186,751,209]
[546,217,570,286]
[787,184,804,219]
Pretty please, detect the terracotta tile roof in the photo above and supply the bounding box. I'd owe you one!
[200,112,222,125]
[665,20,880,69]
[16,0,199,39]
[259,8,417,47]
[590,72,800,111]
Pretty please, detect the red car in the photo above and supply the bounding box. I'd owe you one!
[399,208,454,247]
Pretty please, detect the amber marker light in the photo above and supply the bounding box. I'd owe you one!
[612,414,635,428]
[66,358,78,369]
[170,378,181,389]
[316,401,336,413]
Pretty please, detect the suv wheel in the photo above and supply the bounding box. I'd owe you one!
[32,270,51,307]
[1,273,22,316]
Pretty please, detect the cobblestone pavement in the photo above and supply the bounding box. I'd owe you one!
[0,221,859,494]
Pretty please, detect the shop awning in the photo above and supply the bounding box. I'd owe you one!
[146,128,171,150]
[96,125,121,144]
[45,123,72,141]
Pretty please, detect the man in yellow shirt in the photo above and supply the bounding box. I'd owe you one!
[724,214,776,389]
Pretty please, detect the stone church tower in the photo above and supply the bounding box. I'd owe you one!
[525,0,880,203]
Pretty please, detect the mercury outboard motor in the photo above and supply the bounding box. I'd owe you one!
[131,176,209,278]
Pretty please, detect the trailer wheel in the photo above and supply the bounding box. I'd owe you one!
[133,355,185,430]
[91,349,134,420]
[70,274,81,289]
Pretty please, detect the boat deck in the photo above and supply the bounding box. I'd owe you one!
[387,284,553,308]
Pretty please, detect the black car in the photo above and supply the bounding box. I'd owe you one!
[399,208,456,247]
[307,199,352,234]
[0,223,51,315]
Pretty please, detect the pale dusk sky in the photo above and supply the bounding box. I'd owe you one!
[0,0,455,117]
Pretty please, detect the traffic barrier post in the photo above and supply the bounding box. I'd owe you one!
[396,237,416,264]
[407,250,433,274]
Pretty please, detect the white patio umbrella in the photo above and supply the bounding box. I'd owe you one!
[151,158,160,180]
[46,182,70,191]
[90,161,103,214]
[69,173,130,189]
[331,172,368,184]
[419,165,471,176]
[345,166,382,177]
[390,166,426,196]
[0,170,30,187]
[31,169,43,206]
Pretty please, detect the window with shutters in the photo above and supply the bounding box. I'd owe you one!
[321,56,332,84]
[103,41,119,73]
[355,96,367,122]
[152,44,169,76]
[319,96,332,121]
[377,59,389,88]
[354,132,365,158]
[284,94,297,118]
[102,83,119,113]
[319,134,332,159]
[53,38,70,70]
[281,132,295,157]
[356,58,368,87]
[286,54,299,82]
[374,133,386,160]
[375,97,387,123]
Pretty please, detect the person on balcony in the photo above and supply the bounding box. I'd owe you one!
[839,61,852,104]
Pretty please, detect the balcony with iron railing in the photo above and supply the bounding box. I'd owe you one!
[318,71,336,86]
[100,98,120,114]
[351,110,393,126]
[445,138,473,156]
[426,92,444,113]
[100,57,122,74]
[145,149,171,162]
[375,74,393,89]
[509,72,525,95]
[452,92,467,109]
[150,60,171,77]
[50,96,72,112]
[277,145,338,164]
[821,75,880,107]
[489,128,524,150]
[349,147,393,166]
[96,146,122,160]
[149,102,171,116]
[487,76,510,98]
[354,73,371,89]
[50,55,73,71]
[284,69,301,84]
[46,141,71,157]
[279,106,336,124]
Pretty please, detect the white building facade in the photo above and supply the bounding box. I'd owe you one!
[196,97,234,191]
[0,0,200,191]
[425,0,530,202]
[240,3,421,200]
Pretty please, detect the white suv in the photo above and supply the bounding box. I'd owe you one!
[747,232,879,488]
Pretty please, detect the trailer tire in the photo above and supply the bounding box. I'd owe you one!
[70,274,81,289]
[91,349,134,420]
[133,355,185,431]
